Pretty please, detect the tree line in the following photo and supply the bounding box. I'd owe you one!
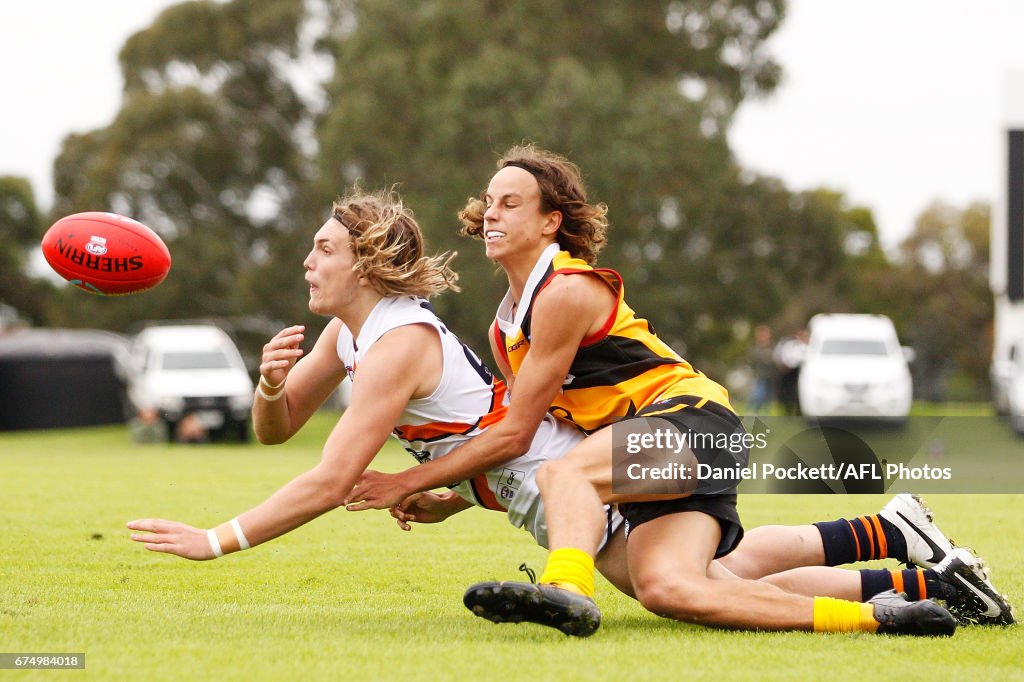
[0,0,993,400]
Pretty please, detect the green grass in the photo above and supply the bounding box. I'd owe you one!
[2,413,1022,681]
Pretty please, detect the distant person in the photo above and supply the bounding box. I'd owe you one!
[129,406,168,444]
[774,328,808,416]
[746,325,776,414]
[174,412,209,444]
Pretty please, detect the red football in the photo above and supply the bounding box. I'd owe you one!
[41,212,172,295]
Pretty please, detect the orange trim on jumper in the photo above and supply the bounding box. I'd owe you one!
[488,380,508,413]
[917,570,927,599]
[869,515,888,559]
[470,474,504,511]
[891,570,905,594]
[846,520,862,560]
[858,517,876,560]
[396,421,474,442]
[396,381,506,442]
[478,405,507,430]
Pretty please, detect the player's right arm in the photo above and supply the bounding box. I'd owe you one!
[253,320,349,444]
[128,323,441,560]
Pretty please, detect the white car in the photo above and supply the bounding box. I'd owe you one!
[991,342,1019,417]
[1001,347,1024,435]
[798,314,913,421]
[126,324,254,441]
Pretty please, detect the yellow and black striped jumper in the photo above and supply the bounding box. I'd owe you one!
[494,243,745,560]
[493,244,733,432]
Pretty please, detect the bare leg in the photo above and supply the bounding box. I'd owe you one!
[758,566,861,600]
[719,524,826,579]
[536,427,618,556]
[601,523,861,602]
[594,526,635,598]
[626,510,816,630]
[538,427,685,555]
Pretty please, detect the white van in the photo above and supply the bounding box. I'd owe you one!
[797,314,913,421]
[126,324,254,441]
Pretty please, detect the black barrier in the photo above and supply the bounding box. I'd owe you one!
[0,329,128,430]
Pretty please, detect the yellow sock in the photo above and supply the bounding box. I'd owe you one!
[812,597,879,633]
[537,547,595,597]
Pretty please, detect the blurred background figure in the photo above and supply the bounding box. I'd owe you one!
[174,412,209,444]
[774,328,809,416]
[746,325,776,415]
[128,406,168,444]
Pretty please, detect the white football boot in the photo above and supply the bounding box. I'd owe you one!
[932,548,1016,626]
[877,493,955,568]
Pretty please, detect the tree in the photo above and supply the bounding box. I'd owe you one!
[50,0,317,336]
[45,0,882,382]
[316,0,790,358]
[880,201,992,400]
[0,176,55,324]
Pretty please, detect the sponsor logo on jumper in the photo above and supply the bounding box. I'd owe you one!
[506,339,526,353]
[57,237,142,272]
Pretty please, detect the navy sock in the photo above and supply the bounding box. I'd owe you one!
[877,516,908,563]
[860,568,947,601]
[815,514,907,565]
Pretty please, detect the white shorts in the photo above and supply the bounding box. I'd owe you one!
[503,415,624,551]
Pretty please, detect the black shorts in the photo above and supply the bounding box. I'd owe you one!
[618,396,746,559]
[619,493,743,559]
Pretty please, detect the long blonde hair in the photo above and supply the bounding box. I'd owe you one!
[333,189,459,298]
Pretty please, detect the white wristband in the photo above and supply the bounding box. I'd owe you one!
[260,374,286,390]
[230,518,250,550]
[207,528,224,558]
[258,383,285,402]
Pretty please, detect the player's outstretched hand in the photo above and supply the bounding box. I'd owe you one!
[345,469,410,512]
[390,491,462,530]
[126,518,216,561]
[259,325,305,388]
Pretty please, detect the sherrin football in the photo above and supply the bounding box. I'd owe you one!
[41,212,172,295]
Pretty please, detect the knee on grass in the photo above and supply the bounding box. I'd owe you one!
[633,575,720,623]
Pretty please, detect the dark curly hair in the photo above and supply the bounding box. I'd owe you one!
[459,144,608,264]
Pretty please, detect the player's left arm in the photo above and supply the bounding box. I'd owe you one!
[389,490,474,530]
[127,325,438,560]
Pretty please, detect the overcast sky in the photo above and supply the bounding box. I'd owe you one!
[4,1,1024,248]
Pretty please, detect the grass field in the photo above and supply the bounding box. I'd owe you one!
[2,413,1022,681]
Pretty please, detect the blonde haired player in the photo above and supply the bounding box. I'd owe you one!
[127,189,580,561]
